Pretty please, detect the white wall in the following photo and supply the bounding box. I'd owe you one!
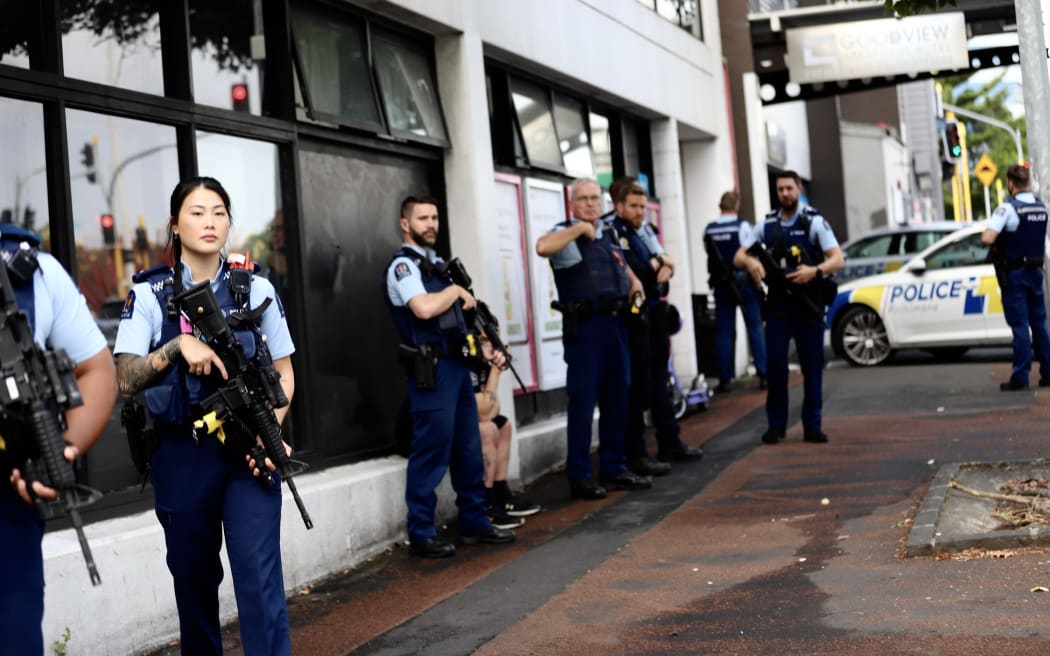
[762,100,812,181]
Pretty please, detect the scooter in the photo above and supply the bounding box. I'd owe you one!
[667,356,710,419]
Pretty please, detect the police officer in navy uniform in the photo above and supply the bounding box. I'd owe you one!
[982,163,1050,391]
[704,190,767,394]
[385,194,514,558]
[2,223,117,656]
[115,178,296,655]
[609,179,702,477]
[536,178,652,499]
[735,171,843,445]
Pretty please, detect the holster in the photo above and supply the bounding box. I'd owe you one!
[120,399,159,477]
[551,301,584,342]
[399,343,437,391]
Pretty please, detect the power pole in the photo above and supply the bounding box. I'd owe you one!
[1016,0,1049,192]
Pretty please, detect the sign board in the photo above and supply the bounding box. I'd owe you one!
[785,13,968,84]
[974,154,998,187]
[522,178,570,390]
[493,173,538,392]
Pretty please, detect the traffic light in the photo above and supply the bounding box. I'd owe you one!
[944,121,962,163]
[231,83,249,112]
[100,213,115,246]
[81,142,97,183]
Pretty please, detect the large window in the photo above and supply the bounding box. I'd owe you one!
[372,35,447,143]
[510,77,563,171]
[590,111,613,188]
[553,94,594,178]
[60,1,165,95]
[0,3,30,68]
[190,0,264,116]
[0,98,48,239]
[291,8,383,130]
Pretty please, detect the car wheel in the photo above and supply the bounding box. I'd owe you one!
[834,306,893,366]
[926,346,969,361]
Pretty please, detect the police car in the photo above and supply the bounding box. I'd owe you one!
[829,223,1014,366]
[838,221,961,283]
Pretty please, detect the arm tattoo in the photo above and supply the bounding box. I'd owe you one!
[117,338,181,396]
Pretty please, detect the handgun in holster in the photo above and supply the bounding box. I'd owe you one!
[551,300,582,342]
[120,398,158,482]
[398,343,437,390]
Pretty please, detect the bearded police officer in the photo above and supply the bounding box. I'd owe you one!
[734,171,843,445]
[609,179,702,477]
[385,195,514,558]
[982,164,1050,391]
[536,178,652,499]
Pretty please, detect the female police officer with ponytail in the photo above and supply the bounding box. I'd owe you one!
[114,177,296,655]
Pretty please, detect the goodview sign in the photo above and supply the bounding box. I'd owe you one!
[785,12,968,85]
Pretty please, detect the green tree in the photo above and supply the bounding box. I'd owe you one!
[939,71,1027,220]
[884,0,958,16]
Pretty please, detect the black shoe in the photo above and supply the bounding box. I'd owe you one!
[657,446,704,462]
[460,525,516,545]
[569,478,608,500]
[761,429,785,444]
[409,536,456,558]
[758,376,768,390]
[1000,379,1029,391]
[489,511,525,530]
[599,471,653,490]
[501,494,542,517]
[715,381,732,394]
[627,456,672,477]
[1040,379,1050,388]
[803,430,829,443]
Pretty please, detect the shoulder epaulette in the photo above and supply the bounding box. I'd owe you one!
[132,264,173,287]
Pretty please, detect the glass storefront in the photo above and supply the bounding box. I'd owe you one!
[189,0,264,116]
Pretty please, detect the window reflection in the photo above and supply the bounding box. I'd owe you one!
[0,2,30,69]
[0,98,49,244]
[291,9,380,127]
[510,78,563,170]
[373,37,447,141]
[552,94,594,178]
[66,109,178,318]
[195,132,285,298]
[190,0,263,115]
[590,111,613,188]
[61,1,164,95]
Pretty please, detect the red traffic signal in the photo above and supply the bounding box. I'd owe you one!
[100,213,116,246]
[231,83,250,112]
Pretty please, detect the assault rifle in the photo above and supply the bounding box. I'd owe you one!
[445,258,527,391]
[0,252,102,585]
[745,241,823,318]
[173,281,314,530]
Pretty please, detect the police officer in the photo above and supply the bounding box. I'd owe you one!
[704,190,767,394]
[981,163,1050,391]
[734,171,843,445]
[115,177,296,655]
[609,180,702,477]
[536,178,652,499]
[2,223,117,656]
[385,194,514,558]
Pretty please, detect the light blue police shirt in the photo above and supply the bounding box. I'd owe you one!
[741,206,840,252]
[32,253,108,364]
[988,191,1037,233]
[547,218,620,270]
[113,260,295,359]
[634,222,665,257]
[386,244,444,307]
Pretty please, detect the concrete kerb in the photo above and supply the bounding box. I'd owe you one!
[906,459,1050,557]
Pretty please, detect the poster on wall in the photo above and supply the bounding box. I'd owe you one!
[522,178,569,390]
[493,174,538,392]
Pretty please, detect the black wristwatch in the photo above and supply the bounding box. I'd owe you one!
[654,255,665,267]
[814,266,824,279]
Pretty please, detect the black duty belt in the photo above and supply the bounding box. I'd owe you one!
[1004,256,1044,270]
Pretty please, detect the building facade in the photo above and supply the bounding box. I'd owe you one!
[0,1,735,652]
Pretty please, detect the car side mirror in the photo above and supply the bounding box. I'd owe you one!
[904,257,927,275]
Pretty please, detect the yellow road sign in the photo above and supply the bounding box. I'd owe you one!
[975,153,998,187]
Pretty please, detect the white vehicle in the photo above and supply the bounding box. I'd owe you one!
[829,223,1013,366]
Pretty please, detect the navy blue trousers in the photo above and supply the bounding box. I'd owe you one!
[151,431,289,656]
[626,302,684,459]
[765,300,825,433]
[714,286,767,382]
[405,358,490,543]
[1001,267,1050,385]
[564,313,631,480]
[0,492,44,656]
